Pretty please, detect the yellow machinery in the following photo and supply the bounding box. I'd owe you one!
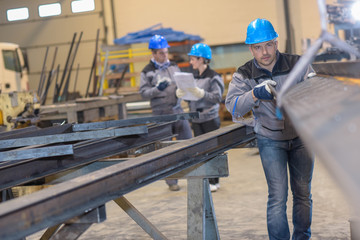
[0,91,40,131]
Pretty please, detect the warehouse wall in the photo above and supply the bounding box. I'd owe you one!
[113,0,323,54]
[0,0,329,97]
[113,0,287,50]
[0,0,108,102]
[112,0,325,71]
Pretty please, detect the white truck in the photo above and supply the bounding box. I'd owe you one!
[0,42,29,93]
[0,42,40,131]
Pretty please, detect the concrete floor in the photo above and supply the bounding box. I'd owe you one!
[28,147,352,240]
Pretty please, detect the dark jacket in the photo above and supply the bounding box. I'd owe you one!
[139,60,182,115]
[225,52,315,140]
[189,66,224,123]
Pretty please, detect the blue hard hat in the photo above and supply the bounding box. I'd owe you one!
[245,18,278,44]
[188,43,212,60]
[148,35,170,49]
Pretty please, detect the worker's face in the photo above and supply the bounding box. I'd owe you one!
[189,56,203,70]
[249,40,278,71]
[152,48,168,63]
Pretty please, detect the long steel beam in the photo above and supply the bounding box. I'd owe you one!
[72,112,199,131]
[0,145,74,162]
[0,123,173,191]
[0,123,254,240]
[281,76,360,220]
[0,125,148,149]
[0,124,73,140]
[312,60,360,78]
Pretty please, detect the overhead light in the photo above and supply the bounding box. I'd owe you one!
[351,1,360,21]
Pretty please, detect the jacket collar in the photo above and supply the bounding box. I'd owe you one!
[194,65,211,78]
[251,51,292,79]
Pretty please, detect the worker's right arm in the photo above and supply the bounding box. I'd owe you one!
[225,72,258,119]
[139,72,162,99]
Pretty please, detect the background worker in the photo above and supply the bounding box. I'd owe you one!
[176,43,224,192]
[225,18,315,239]
[139,34,193,191]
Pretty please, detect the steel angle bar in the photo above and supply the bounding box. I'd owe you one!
[0,123,254,240]
[281,76,360,217]
[0,125,148,150]
[0,126,39,139]
[313,60,360,78]
[0,123,173,191]
[0,124,72,141]
[72,112,200,131]
[0,145,73,162]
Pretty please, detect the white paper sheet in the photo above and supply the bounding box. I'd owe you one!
[174,72,199,101]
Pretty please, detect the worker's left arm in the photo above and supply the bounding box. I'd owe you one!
[199,75,224,103]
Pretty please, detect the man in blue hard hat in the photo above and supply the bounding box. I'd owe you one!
[176,43,224,192]
[225,18,316,239]
[139,35,193,191]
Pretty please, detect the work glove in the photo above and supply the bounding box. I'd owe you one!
[156,76,170,91]
[253,80,277,100]
[187,87,205,99]
[176,88,186,98]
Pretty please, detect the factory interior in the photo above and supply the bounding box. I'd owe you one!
[0,0,359,239]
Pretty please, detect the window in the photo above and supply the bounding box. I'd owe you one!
[2,50,21,73]
[39,3,62,17]
[7,7,29,21]
[71,0,95,13]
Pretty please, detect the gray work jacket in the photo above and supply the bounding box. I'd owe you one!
[189,66,224,123]
[225,52,315,140]
[139,61,182,115]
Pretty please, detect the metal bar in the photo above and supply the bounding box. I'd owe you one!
[60,32,83,102]
[38,46,49,96]
[45,206,106,240]
[169,154,228,179]
[41,47,58,105]
[114,196,168,240]
[283,0,294,54]
[0,126,39,140]
[0,125,148,150]
[0,124,72,141]
[0,123,173,191]
[54,33,77,103]
[0,123,254,240]
[313,60,360,78]
[72,112,199,131]
[73,63,80,92]
[98,50,109,96]
[40,224,62,240]
[115,64,129,94]
[52,64,60,104]
[187,178,202,239]
[203,179,220,240]
[49,223,91,240]
[85,29,100,98]
[0,145,73,162]
[281,76,360,216]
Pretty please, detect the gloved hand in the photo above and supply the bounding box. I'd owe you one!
[253,80,277,100]
[156,76,170,91]
[157,81,169,91]
[176,88,186,98]
[188,87,205,99]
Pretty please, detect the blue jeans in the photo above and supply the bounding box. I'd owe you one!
[256,134,314,240]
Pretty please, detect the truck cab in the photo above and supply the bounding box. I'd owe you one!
[0,43,39,131]
[0,42,29,93]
